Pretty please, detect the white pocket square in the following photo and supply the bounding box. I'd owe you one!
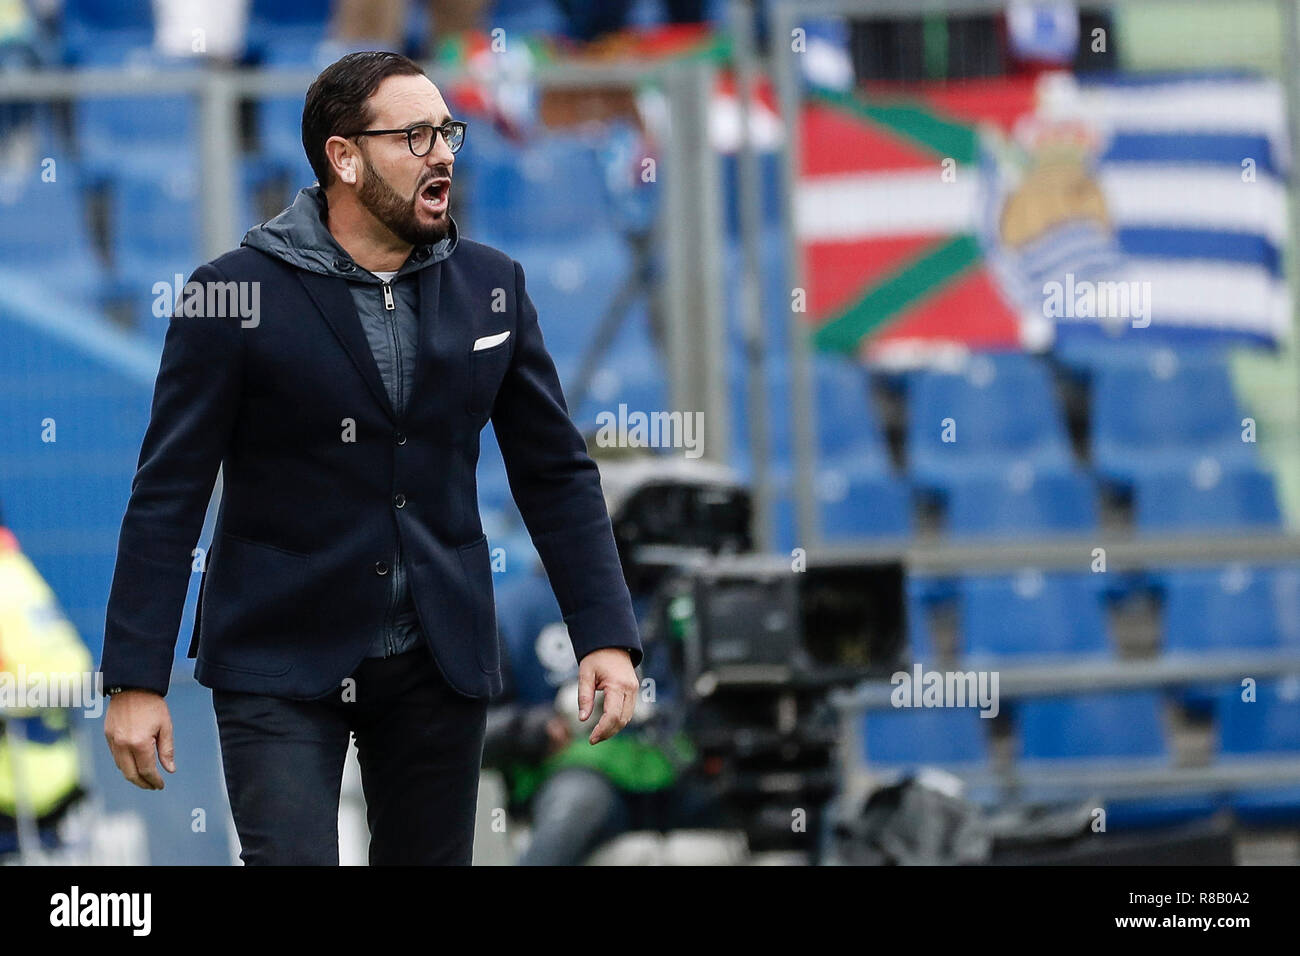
[473,330,511,351]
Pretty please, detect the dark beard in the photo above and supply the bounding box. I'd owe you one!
[355,155,449,247]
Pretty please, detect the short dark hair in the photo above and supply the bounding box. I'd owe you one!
[301,51,426,188]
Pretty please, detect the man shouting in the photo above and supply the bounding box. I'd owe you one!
[101,51,643,865]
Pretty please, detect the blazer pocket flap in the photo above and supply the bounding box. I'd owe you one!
[472,330,511,351]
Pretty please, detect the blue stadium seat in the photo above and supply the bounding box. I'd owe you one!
[1053,339,1227,380]
[813,353,888,460]
[863,706,991,771]
[488,0,567,35]
[1162,563,1300,715]
[959,570,1110,662]
[73,47,200,183]
[1019,692,1166,761]
[0,164,107,305]
[244,0,331,59]
[564,300,670,431]
[730,353,896,477]
[463,131,611,240]
[1162,564,1300,654]
[61,0,154,63]
[769,460,913,551]
[944,468,1098,539]
[1217,678,1300,824]
[1017,690,1219,829]
[814,458,914,541]
[1091,355,1256,485]
[108,172,201,337]
[483,231,635,364]
[906,353,1075,493]
[1133,464,1280,533]
[753,355,913,547]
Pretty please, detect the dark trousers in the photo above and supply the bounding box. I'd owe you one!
[212,645,488,865]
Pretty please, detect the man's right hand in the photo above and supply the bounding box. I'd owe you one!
[104,690,176,790]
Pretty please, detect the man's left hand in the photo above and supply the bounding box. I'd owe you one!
[577,647,638,745]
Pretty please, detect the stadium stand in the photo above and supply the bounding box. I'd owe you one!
[2,0,1298,867]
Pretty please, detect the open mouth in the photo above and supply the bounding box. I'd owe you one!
[419,178,450,214]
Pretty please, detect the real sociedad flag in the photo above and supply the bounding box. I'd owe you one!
[796,70,1291,363]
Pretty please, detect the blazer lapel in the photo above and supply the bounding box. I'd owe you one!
[296,270,396,421]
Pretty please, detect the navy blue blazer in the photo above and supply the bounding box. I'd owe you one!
[100,237,643,700]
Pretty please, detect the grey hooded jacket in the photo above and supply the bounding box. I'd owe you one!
[241,185,458,659]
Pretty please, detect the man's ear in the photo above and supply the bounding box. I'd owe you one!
[324,135,358,185]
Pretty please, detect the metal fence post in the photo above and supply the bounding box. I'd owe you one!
[198,68,240,263]
[660,60,730,467]
[731,0,776,551]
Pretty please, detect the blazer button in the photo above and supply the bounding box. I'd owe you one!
[394,430,407,445]
[393,493,406,509]
[374,561,389,576]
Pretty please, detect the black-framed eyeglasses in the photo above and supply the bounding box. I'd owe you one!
[347,120,467,156]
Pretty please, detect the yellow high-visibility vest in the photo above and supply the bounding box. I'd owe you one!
[0,528,89,819]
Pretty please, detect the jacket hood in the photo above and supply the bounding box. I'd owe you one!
[240,183,458,281]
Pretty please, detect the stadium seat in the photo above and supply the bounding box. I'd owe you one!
[944,468,1098,538]
[73,47,200,184]
[484,231,636,363]
[906,353,1075,493]
[488,0,567,36]
[565,301,671,432]
[462,131,611,240]
[1091,354,1256,485]
[61,0,154,64]
[959,570,1111,662]
[752,354,913,547]
[769,460,913,551]
[813,353,889,461]
[862,706,992,771]
[1019,692,1166,761]
[1161,563,1300,715]
[244,0,331,59]
[1016,691,1219,829]
[813,458,914,541]
[730,353,897,477]
[1132,463,1281,533]
[1161,564,1300,654]
[1216,678,1300,824]
[107,172,201,337]
[1053,339,1227,380]
[0,164,107,306]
